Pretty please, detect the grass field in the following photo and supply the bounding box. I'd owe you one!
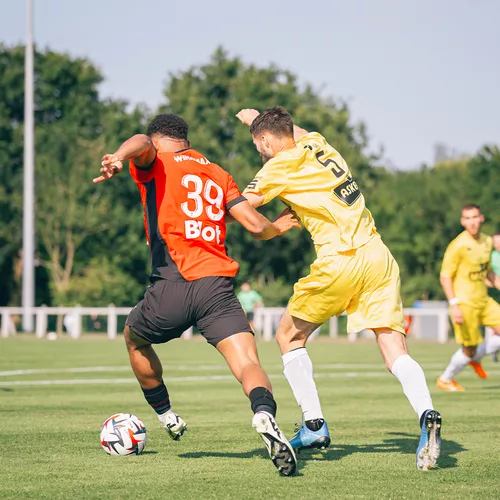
[1,336,500,499]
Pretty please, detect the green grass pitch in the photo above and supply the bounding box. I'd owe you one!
[1,336,500,499]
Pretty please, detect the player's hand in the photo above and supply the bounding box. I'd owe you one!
[273,208,302,235]
[451,305,464,325]
[93,154,124,184]
[236,109,260,127]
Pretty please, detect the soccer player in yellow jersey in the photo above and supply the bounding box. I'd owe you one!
[437,204,500,391]
[236,106,442,471]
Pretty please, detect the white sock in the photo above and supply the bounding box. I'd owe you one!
[440,348,471,382]
[485,334,500,355]
[282,348,324,421]
[391,354,433,420]
[472,343,487,362]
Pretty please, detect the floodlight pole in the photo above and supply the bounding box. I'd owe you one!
[22,0,35,332]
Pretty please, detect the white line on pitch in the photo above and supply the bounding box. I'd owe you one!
[0,365,228,377]
[0,372,386,386]
[2,370,500,387]
[0,362,450,377]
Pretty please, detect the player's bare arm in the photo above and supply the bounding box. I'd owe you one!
[236,108,308,140]
[93,134,157,184]
[440,275,464,325]
[228,200,300,240]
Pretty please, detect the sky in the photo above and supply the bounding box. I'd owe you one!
[1,0,499,169]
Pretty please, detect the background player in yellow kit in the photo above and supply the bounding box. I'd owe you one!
[437,204,500,391]
[236,107,441,471]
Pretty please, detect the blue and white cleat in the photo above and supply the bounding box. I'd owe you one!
[289,420,331,452]
[416,409,442,471]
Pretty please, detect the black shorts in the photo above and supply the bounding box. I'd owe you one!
[126,276,253,346]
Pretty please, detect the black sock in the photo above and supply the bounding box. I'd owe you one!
[142,381,171,415]
[249,387,277,417]
[305,419,324,431]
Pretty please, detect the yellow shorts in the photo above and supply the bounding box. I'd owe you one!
[288,236,405,334]
[452,297,500,346]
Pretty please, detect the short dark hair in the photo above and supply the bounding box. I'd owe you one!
[146,114,188,140]
[462,203,480,213]
[250,106,294,138]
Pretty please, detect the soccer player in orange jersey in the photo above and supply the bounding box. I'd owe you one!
[93,114,300,475]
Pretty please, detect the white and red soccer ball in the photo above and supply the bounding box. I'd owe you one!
[100,413,147,456]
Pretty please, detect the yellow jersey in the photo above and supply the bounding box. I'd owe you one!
[440,231,492,307]
[243,132,378,256]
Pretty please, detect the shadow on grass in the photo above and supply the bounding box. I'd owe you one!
[297,432,464,470]
[142,450,158,455]
[480,385,500,390]
[179,432,465,472]
[0,388,14,392]
[179,448,304,477]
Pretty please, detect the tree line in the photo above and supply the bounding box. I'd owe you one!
[1,45,498,308]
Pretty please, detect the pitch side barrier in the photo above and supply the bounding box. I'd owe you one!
[2,305,490,343]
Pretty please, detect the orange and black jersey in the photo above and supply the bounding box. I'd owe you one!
[130,149,245,281]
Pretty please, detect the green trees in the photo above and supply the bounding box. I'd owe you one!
[0,45,146,306]
[160,48,377,303]
[369,150,500,303]
[0,45,498,308]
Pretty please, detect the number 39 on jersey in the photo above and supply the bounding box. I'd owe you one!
[180,174,224,244]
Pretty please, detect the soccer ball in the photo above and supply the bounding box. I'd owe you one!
[100,413,147,456]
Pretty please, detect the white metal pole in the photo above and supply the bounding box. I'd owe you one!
[22,0,35,332]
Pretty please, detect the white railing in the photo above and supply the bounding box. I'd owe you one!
[253,306,456,343]
[0,304,475,344]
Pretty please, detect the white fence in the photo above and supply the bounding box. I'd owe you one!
[0,304,473,344]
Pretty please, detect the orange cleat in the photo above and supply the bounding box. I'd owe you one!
[436,377,465,392]
[469,361,488,379]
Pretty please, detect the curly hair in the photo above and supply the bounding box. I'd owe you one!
[146,114,189,140]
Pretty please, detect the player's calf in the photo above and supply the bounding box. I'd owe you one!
[124,327,189,440]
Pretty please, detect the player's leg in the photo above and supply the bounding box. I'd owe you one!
[277,256,351,451]
[439,344,477,388]
[123,326,186,439]
[438,304,481,390]
[348,238,436,422]
[124,281,190,440]
[375,328,434,418]
[123,325,162,389]
[195,277,296,476]
[216,332,296,475]
[274,310,332,450]
[349,237,441,470]
[471,298,500,366]
[373,327,441,470]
